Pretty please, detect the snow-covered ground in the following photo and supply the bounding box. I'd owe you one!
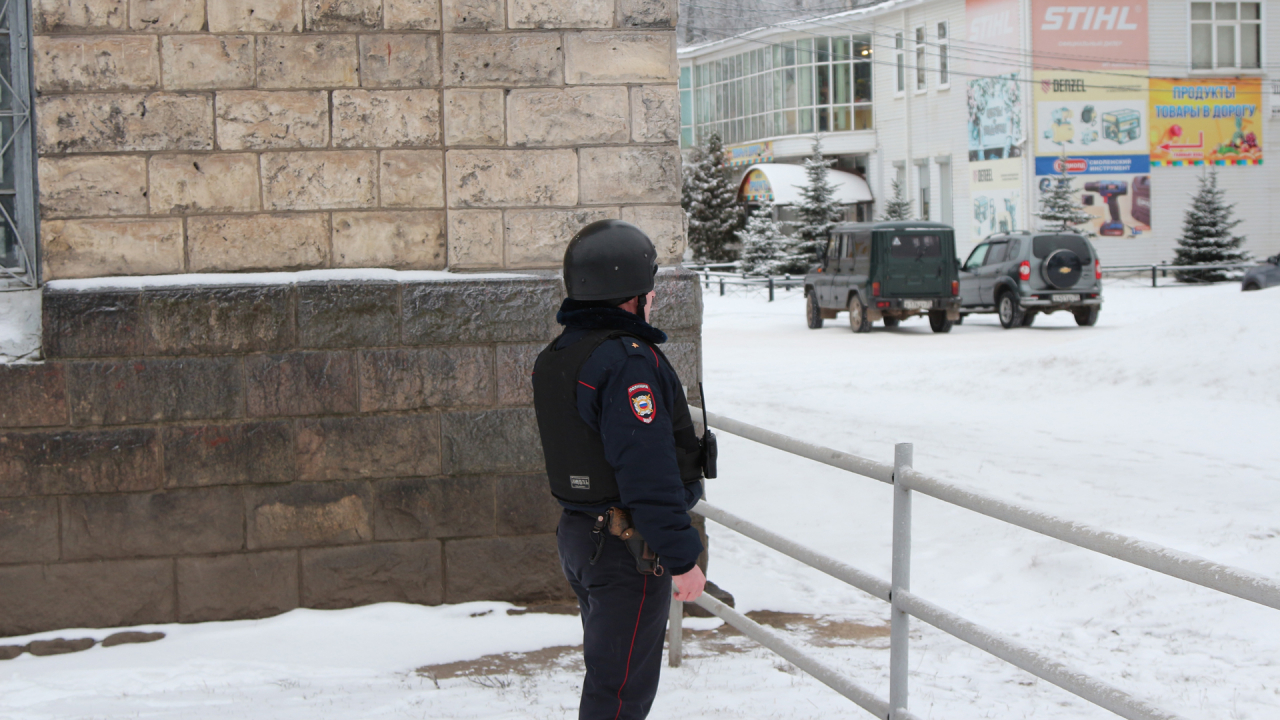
[2,278,1277,719]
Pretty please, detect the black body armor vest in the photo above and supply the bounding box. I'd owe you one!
[532,328,703,505]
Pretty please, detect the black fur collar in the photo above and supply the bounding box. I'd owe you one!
[556,299,668,345]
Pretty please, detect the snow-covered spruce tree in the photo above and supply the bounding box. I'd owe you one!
[1173,169,1249,283]
[791,137,843,269]
[737,203,793,276]
[1035,154,1093,234]
[878,178,912,221]
[681,133,743,264]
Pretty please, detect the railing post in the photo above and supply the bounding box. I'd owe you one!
[668,594,683,667]
[890,443,913,719]
[1151,265,1157,288]
[768,276,775,301]
[719,278,725,296]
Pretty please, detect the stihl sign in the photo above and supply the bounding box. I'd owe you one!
[1041,6,1140,31]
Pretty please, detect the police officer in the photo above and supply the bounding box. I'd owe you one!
[532,220,707,720]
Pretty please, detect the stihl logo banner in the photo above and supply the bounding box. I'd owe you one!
[1031,0,1147,70]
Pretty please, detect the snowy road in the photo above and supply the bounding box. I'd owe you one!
[2,279,1277,719]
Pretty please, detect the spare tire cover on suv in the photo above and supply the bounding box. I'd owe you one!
[1042,249,1083,289]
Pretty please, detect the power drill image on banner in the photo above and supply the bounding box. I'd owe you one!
[1037,173,1150,238]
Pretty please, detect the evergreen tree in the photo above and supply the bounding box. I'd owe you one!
[879,178,912,221]
[681,133,743,263]
[737,202,796,276]
[1173,169,1249,283]
[1035,153,1094,234]
[793,137,843,267]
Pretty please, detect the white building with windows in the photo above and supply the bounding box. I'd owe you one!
[678,0,1280,265]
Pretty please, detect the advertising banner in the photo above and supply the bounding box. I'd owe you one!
[1034,171,1151,237]
[1030,1,1148,71]
[1149,78,1263,167]
[725,141,774,168]
[966,0,1022,77]
[969,74,1023,161]
[971,158,1023,239]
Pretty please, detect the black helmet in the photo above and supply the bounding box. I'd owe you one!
[563,220,658,301]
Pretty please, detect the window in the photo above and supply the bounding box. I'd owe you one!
[890,235,942,258]
[917,163,931,220]
[686,34,873,146]
[679,66,693,148]
[938,159,952,224]
[895,32,905,93]
[937,22,949,86]
[0,0,35,288]
[985,242,1009,265]
[915,27,926,91]
[963,245,988,270]
[1191,2,1262,70]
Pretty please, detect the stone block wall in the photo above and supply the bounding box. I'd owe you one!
[32,0,685,279]
[0,269,703,637]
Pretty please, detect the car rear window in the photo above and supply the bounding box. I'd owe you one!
[1033,235,1092,262]
[889,235,942,258]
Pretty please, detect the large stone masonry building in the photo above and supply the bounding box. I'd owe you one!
[0,0,699,637]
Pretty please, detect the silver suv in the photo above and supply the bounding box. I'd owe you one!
[958,232,1103,328]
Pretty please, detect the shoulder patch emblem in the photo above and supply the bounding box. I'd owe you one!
[627,383,656,424]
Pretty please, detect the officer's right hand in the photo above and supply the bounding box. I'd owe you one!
[672,564,706,602]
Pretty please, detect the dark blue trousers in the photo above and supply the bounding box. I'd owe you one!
[558,510,672,720]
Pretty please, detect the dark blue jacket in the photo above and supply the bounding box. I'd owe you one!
[552,302,704,575]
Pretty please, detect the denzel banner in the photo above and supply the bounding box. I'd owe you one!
[1149,78,1263,167]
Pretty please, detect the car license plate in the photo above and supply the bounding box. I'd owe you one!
[903,300,932,310]
[1051,294,1081,303]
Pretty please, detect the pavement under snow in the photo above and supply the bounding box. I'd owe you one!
[2,278,1278,719]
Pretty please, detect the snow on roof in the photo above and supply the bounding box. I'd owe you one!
[737,163,873,206]
[44,268,541,293]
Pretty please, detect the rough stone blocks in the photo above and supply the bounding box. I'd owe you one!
[35,35,159,92]
[379,150,445,208]
[34,0,127,33]
[188,213,330,272]
[359,346,493,412]
[441,0,504,31]
[372,476,496,540]
[295,413,441,481]
[302,541,442,608]
[38,156,148,219]
[262,151,378,210]
[304,0,382,31]
[401,279,560,344]
[144,285,295,356]
[130,0,207,32]
[446,209,503,268]
[0,559,175,637]
[297,282,400,349]
[245,351,358,417]
[579,146,682,204]
[444,33,562,87]
[68,357,244,425]
[0,497,60,564]
[0,428,163,497]
[504,207,617,267]
[0,364,69,428]
[621,205,686,262]
[443,89,504,146]
[246,480,373,549]
[164,421,295,487]
[507,87,629,147]
[440,407,543,474]
[509,0,613,28]
[630,85,681,143]
[359,34,440,88]
[495,475,561,536]
[37,93,213,154]
[332,90,441,148]
[148,154,261,215]
[332,211,447,269]
[444,535,568,603]
[209,0,303,33]
[216,91,330,150]
[42,290,148,358]
[257,35,359,89]
[161,35,255,90]
[61,486,244,559]
[565,32,677,85]
[617,0,677,27]
[177,551,299,622]
[384,0,440,30]
[446,149,578,208]
[42,218,184,279]
[495,343,540,406]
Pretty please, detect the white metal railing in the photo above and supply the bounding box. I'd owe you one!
[669,408,1280,720]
